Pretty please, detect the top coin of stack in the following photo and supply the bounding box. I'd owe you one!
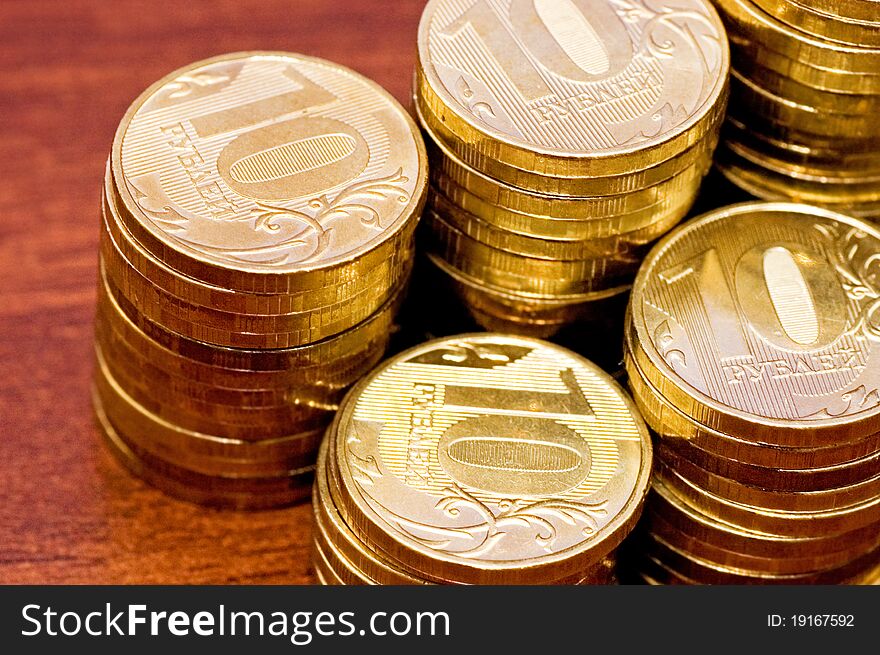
[311,334,653,584]
[712,0,880,219]
[623,201,880,584]
[414,0,730,338]
[93,52,428,508]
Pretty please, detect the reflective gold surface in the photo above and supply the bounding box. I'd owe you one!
[325,334,651,585]
[94,388,315,510]
[629,202,880,443]
[417,0,729,179]
[712,0,880,216]
[625,201,880,585]
[111,52,427,291]
[93,52,423,509]
[413,0,728,338]
[751,0,880,47]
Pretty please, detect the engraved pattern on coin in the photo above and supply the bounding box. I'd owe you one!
[636,205,880,422]
[421,0,727,152]
[115,53,424,270]
[338,336,649,563]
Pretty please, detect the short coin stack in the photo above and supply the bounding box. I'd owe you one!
[93,52,428,509]
[624,202,880,584]
[713,0,880,219]
[311,334,652,584]
[414,0,730,338]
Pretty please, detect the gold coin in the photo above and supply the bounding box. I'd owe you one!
[799,0,880,23]
[723,116,880,173]
[720,137,880,188]
[626,347,880,467]
[415,0,729,179]
[311,541,345,586]
[94,387,314,510]
[426,253,630,305]
[716,153,880,218]
[750,0,880,47]
[641,531,880,584]
[730,34,880,95]
[661,435,880,492]
[324,382,626,585]
[656,444,880,512]
[97,337,334,438]
[732,59,880,116]
[633,552,697,585]
[315,495,617,585]
[419,105,718,203]
[627,201,880,445]
[646,512,874,575]
[313,517,405,586]
[648,480,880,557]
[96,268,396,410]
[95,279,391,392]
[431,169,698,242]
[322,424,615,585]
[321,414,622,585]
[330,334,652,584]
[314,445,427,585]
[730,70,880,140]
[425,123,710,226]
[427,139,710,226]
[95,348,322,474]
[102,254,412,350]
[423,108,718,199]
[425,254,630,340]
[101,168,411,315]
[715,0,880,75]
[426,212,640,296]
[427,254,630,326]
[716,111,880,158]
[101,235,408,348]
[417,78,728,191]
[430,190,680,263]
[98,266,401,375]
[110,52,427,294]
[428,111,720,224]
[98,317,312,408]
[657,462,880,537]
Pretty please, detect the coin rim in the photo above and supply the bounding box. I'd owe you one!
[110,51,428,279]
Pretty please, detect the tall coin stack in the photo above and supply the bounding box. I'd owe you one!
[712,0,880,219]
[413,0,730,339]
[311,334,652,584]
[93,52,428,509]
[624,202,880,584]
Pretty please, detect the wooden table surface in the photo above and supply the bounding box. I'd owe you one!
[0,0,425,585]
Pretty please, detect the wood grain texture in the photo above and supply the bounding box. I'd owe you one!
[0,0,424,584]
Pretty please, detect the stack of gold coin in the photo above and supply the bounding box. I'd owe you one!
[712,0,880,219]
[623,202,880,584]
[412,0,730,338]
[92,52,428,509]
[311,334,653,584]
